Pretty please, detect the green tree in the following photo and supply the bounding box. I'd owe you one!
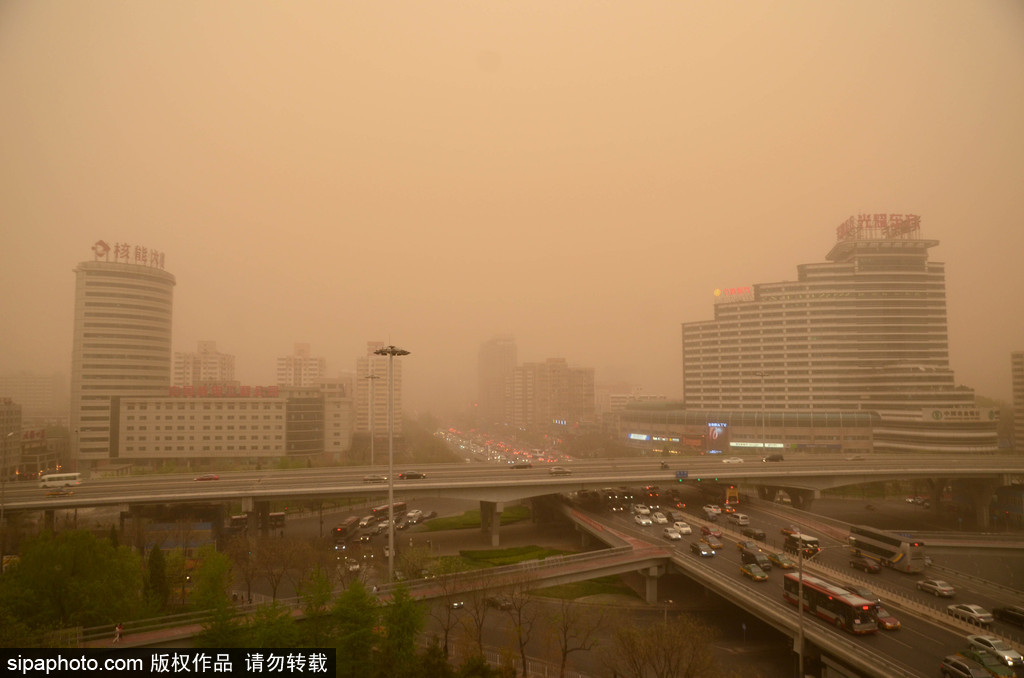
[418,638,456,678]
[145,545,169,612]
[197,604,243,648]
[246,601,300,647]
[376,585,424,678]
[297,566,335,646]
[0,530,143,629]
[332,579,379,678]
[191,545,233,612]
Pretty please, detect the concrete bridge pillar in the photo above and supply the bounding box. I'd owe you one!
[787,489,817,511]
[480,500,503,547]
[757,486,776,501]
[642,564,664,604]
[43,509,55,532]
[255,501,270,536]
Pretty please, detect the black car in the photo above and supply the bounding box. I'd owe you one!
[690,542,715,557]
[850,555,882,574]
[993,605,1024,627]
[398,471,425,479]
[741,526,766,540]
[761,454,784,462]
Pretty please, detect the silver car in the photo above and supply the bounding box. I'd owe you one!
[966,635,1024,667]
[947,604,994,626]
[917,578,956,597]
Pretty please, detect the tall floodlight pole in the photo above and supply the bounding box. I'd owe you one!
[374,345,409,584]
[365,373,380,466]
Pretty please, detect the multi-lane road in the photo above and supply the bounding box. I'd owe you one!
[576,485,1024,677]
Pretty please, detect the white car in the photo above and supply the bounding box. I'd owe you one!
[651,512,668,524]
[721,457,744,464]
[702,504,722,515]
[662,527,682,541]
[632,504,651,516]
[966,635,1024,667]
[672,521,692,534]
[634,514,653,527]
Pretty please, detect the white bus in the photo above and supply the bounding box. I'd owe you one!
[39,472,82,488]
[848,525,926,573]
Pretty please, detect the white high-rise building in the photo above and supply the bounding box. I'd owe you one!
[355,341,402,438]
[173,341,236,387]
[70,242,175,468]
[276,343,327,387]
[681,214,997,453]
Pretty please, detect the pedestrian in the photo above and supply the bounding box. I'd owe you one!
[112,623,123,645]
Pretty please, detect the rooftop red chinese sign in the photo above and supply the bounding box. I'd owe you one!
[92,240,166,269]
[836,214,921,242]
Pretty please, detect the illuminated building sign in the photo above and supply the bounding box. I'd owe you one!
[706,422,729,454]
[713,286,754,304]
[629,433,651,441]
[92,240,166,270]
[168,385,280,398]
[836,213,921,242]
[21,429,47,441]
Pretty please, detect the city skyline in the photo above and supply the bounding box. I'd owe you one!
[2,2,1023,415]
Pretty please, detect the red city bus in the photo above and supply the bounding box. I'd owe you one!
[782,572,878,635]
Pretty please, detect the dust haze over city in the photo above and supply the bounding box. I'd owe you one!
[2,1,1024,417]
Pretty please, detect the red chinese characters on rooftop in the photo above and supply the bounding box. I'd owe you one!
[91,240,166,269]
[836,213,921,242]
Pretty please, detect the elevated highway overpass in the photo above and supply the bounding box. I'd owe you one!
[5,455,1023,542]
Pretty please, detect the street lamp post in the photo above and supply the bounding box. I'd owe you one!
[373,344,409,584]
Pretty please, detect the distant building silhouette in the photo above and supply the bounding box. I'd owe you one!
[276,343,327,387]
[173,341,236,388]
[0,371,67,424]
[509,358,595,431]
[477,335,517,427]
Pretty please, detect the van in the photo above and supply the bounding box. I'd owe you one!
[740,549,772,572]
[731,513,750,526]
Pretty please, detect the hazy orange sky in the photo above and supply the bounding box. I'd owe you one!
[2,1,1023,415]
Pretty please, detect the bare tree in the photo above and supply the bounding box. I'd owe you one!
[459,587,495,656]
[225,534,258,603]
[548,598,604,678]
[603,615,729,678]
[500,574,543,677]
[425,558,469,657]
[254,535,291,601]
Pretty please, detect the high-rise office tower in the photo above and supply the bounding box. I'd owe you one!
[70,241,175,468]
[276,343,327,387]
[355,341,402,439]
[173,341,236,387]
[477,335,517,426]
[681,214,998,453]
[1013,351,1024,451]
[509,358,595,430]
